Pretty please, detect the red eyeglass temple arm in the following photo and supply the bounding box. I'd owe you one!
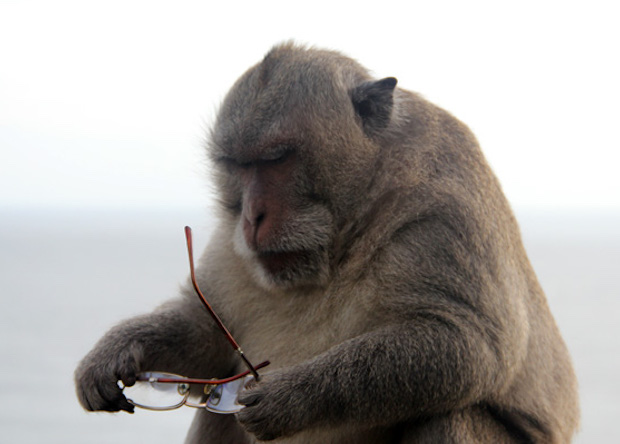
[184,226,260,380]
[138,360,271,385]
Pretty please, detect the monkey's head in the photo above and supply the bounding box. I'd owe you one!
[208,43,398,290]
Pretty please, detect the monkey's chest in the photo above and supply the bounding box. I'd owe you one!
[230,292,366,371]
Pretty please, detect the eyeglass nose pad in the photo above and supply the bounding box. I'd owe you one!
[177,383,190,396]
[208,385,223,406]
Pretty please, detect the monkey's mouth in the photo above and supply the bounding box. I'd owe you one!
[257,250,309,275]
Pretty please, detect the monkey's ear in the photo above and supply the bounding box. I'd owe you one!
[351,77,398,135]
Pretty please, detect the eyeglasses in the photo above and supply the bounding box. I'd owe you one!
[119,226,269,413]
[122,361,269,413]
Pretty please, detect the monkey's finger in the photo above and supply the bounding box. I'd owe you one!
[91,377,134,413]
[119,371,137,387]
[118,398,135,413]
[237,391,263,407]
[237,410,278,441]
[99,391,135,413]
[113,354,139,387]
[108,379,136,412]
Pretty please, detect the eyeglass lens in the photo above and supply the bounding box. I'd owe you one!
[123,372,189,410]
[206,375,254,414]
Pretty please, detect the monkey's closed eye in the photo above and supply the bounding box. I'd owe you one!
[216,156,251,172]
[260,148,293,165]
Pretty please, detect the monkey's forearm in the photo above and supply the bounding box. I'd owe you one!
[110,301,232,376]
[238,316,508,439]
[302,318,505,426]
[75,299,233,413]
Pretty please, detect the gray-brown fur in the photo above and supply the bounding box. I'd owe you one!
[75,43,579,443]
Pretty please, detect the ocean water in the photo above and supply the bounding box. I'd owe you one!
[0,206,618,443]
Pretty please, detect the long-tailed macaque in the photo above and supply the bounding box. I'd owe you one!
[75,43,579,443]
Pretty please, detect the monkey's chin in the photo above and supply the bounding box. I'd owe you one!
[258,250,309,276]
[255,249,329,290]
[232,246,325,291]
[233,225,330,290]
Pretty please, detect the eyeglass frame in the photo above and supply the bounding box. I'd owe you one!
[121,226,269,412]
[124,360,270,412]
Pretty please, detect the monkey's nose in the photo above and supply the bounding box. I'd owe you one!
[243,210,266,251]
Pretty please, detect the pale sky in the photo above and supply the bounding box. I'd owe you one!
[1,0,619,210]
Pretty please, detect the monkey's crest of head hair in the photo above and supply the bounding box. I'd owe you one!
[211,42,399,204]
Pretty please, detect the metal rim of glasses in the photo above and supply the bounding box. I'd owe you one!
[123,371,200,411]
[124,371,259,413]
[119,227,270,413]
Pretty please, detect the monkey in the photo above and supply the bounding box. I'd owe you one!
[75,43,580,443]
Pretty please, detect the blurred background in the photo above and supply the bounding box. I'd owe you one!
[1,1,618,442]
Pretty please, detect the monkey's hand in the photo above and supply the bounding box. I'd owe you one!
[237,371,311,441]
[74,340,143,413]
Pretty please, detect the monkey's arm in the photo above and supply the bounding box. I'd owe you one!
[238,310,514,440]
[238,215,527,440]
[74,293,233,413]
